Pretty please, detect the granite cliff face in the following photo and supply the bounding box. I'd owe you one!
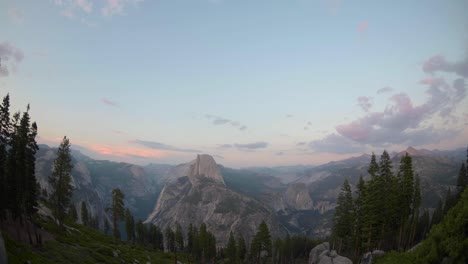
[145,154,279,246]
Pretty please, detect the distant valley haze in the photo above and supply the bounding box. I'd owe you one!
[1,0,467,167]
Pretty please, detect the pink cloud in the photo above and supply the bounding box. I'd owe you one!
[336,122,369,141]
[75,0,92,13]
[89,144,166,158]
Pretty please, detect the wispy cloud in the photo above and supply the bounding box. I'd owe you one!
[205,114,248,131]
[88,144,165,158]
[357,96,373,112]
[218,141,269,151]
[309,133,365,154]
[377,87,393,94]
[52,0,144,19]
[357,21,368,34]
[0,42,24,78]
[8,8,24,24]
[234,142,268,150]
[101,97,119,107]
[132,139,201,153]
[423,55,468,78]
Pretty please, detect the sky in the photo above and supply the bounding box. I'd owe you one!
[1,0,467,168]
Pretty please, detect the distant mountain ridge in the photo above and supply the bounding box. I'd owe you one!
[34,144,466,239]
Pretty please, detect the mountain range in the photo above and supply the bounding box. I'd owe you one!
[34,144,466,245]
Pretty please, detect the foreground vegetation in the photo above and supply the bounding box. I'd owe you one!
[4,218,180,264]
[376,187,468,263]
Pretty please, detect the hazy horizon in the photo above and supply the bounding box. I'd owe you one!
[1,0,467,167]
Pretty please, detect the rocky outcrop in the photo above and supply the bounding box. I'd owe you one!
[145,154,279,246]
[308,242,352,264]
[361,250,385,264]
[0,232,7,264]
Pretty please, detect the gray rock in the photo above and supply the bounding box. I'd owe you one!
[361,252,372,264]
[113,250,119,257]
[372,250,385,257]
[0,232,7,264]
[317,256,333,264]
[329,250,338,257]
[333,255,352,264]
[309,242,330,264]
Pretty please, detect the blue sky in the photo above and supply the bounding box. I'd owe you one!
[1,0,467,167]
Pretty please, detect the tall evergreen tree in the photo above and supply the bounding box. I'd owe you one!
[81,201,89,226]
[175,223,184,252]
[456,163,467,192]
[108,188,125,240]
[125,208,135,243]
[237,233,247,263]
[353,175,367,254]
[165,227,175,252]
[250,220,272,263]
[49,136,74,227]
[225,231,237,263]
[104,217,110,235]
[69,203,78,222]
[332,179,354,254]
[396,153,414,249]
[0,94,11,219]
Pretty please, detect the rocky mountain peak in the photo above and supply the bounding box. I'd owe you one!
[188,154,225,186]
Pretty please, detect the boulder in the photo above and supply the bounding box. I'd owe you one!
[361,252,372,264]
[309,244,352,264]
[0,232,7,264]
[309,242,330,264]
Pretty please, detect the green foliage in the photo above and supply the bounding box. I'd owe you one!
[49,136,74,227]
[4,219,182,264]
[175,223,184,252]
[236,233,247,262]
[377,188,468,264]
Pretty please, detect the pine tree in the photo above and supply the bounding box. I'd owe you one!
[0,94,11,219]
[175,223,184,252]
[69,203,78,222]
[135,220,146,244]
[81,201,89,226]
[456,163,466,192]
[362,152,380,250]
[109,188,125,241]
[125,208,135,243]
[396,153,414,249]
[104,217,110,235]
[237,233,247,263]
[225,231,237,263]
[250,220,272,263]
[165,227,175,252]
[49,136,74,227]
[332,179,354,254]
[430,198,444,227]
[353,175,366,254]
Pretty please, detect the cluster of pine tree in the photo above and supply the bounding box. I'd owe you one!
[0,94,39,228]
[332,151,422,258]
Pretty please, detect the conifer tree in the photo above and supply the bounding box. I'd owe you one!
[81,201,89,226]
[237,233,247,263]
[69,203,78,222]
[125,208,135,243]
[49,136,74,227]
[456,163,466,192]
[104,217,110,235]
[332,179,354,254]
[0,94,11,219]
[108,188,125,240]
[353,175,366,254]
[225,231,237,263]
[165,227,175,252]
[175,223,184,252]
[250,220,272,263]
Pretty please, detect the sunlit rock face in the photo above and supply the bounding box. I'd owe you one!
[145,154,279,246]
